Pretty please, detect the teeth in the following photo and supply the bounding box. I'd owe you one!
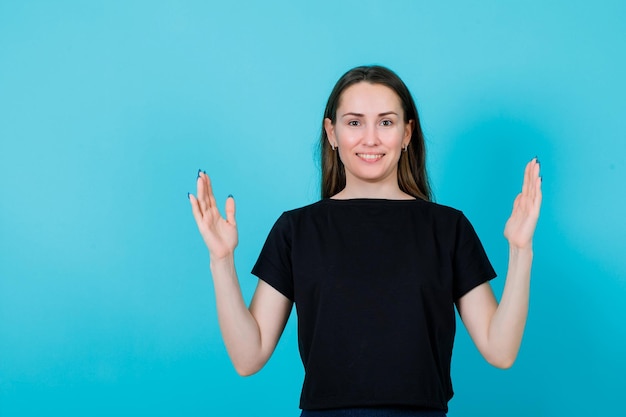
[358,154,383,160]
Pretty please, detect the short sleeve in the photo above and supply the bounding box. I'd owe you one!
[251,213,295,301]
[452,213,497,300]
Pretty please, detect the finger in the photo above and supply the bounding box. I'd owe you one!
[197,174,208,214]
[534,175,543,213]
[225,195,236,225]
[189,194,204,225]
[522,159,532,197]
[531,159,540,201]
[525,158,540,201]
[204,173,218,210]
[528,158,541,201]
[526,159,536,201]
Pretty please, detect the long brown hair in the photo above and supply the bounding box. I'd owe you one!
[320,65,431,201]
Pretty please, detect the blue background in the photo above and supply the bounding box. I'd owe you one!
[1,1,625,416]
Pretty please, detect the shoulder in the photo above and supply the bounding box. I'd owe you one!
[283,200,326,214]
[280,200,331,220]
[268,200,326,232]
[422,200,481,235]
[400,199,468,228]
[415,199,463,217]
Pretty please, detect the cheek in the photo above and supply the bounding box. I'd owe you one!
[335,129,357,145]
[382,127,406,143]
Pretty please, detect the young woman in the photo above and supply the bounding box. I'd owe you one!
[189,66,542,417]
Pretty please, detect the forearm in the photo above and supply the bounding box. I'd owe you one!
[210,255,264,376]
[487,246,533,368]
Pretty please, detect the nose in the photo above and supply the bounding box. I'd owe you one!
[363,123,380,146]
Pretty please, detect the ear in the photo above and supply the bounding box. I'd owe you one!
[324,118,337,148]
[403,119,414,148]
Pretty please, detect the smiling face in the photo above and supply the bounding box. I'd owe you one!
[324,82,414,197]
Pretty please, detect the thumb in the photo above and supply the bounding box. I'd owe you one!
[225,195,236,225]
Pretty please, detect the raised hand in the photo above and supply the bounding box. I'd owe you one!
[189,171,238,260]
[504,158,542,250]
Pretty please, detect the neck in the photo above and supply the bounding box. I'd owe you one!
[331,181,414,200]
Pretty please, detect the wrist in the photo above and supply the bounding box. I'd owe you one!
[508,244,533,259]
[209,252,235,269]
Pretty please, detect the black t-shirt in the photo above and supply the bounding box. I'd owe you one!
[251,198,496,412]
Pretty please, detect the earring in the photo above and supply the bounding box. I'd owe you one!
[331,144,337,151]
[402,144,408,152]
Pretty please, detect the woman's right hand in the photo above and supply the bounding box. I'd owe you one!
[189,171,238,260]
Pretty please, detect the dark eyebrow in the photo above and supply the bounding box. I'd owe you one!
[340,111,399,118]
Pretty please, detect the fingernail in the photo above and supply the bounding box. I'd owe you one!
[197,169,202,178]
[203,170,207,175]
[187,192,191,199]
[228,194,234,199]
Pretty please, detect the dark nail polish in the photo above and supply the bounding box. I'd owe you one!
[187,192,191,199]
[197,169,202,178]
[228,194,234,199]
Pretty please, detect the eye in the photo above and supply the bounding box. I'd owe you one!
[381,119,393,126]
[348,120,360,126]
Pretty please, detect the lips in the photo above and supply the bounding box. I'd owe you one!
[356,153,384,161]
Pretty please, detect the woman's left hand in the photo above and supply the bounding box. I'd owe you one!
[504,158,542,249]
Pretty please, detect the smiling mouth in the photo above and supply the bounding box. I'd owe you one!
[357,153,384,161]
